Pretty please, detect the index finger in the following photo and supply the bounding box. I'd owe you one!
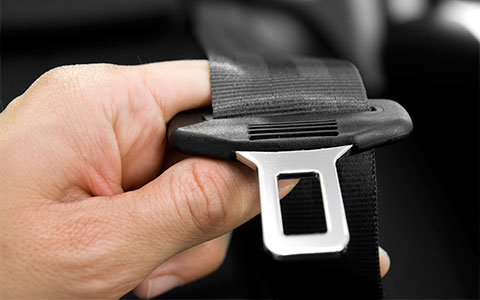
[136,60,211,122]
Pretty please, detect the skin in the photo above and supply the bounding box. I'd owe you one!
[0,60,390,299]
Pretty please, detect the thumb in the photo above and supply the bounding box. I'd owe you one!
[112,156,296,262]
[112,156,297,264]
[141,156,258,251]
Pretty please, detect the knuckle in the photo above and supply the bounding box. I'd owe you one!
[31,65,83,101]
[179,160,233,233]
[35,64,119,91]
[29,64,123,111]
[37,65,79,86]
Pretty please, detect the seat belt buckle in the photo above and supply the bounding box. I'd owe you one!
[167,99,412,260]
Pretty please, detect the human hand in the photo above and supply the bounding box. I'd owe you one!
[0,60,389,299]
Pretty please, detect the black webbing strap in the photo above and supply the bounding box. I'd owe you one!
[195,2,382,299]
[209,56,370,118]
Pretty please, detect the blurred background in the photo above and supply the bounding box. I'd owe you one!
[1,0,479,298]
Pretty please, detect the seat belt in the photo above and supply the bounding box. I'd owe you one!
[168,2,411,298]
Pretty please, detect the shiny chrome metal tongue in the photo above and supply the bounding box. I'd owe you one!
[236,145,352,260]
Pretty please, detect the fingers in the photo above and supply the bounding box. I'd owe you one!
[379,247,391,278]
[133,234,230,299]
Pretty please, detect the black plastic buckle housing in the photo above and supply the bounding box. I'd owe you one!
[168,99,412,160]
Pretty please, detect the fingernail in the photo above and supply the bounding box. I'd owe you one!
[147,275,184,299]
[278,179,299,198]
[379,247,391,278]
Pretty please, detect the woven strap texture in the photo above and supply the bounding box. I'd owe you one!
[195,2,382,298]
